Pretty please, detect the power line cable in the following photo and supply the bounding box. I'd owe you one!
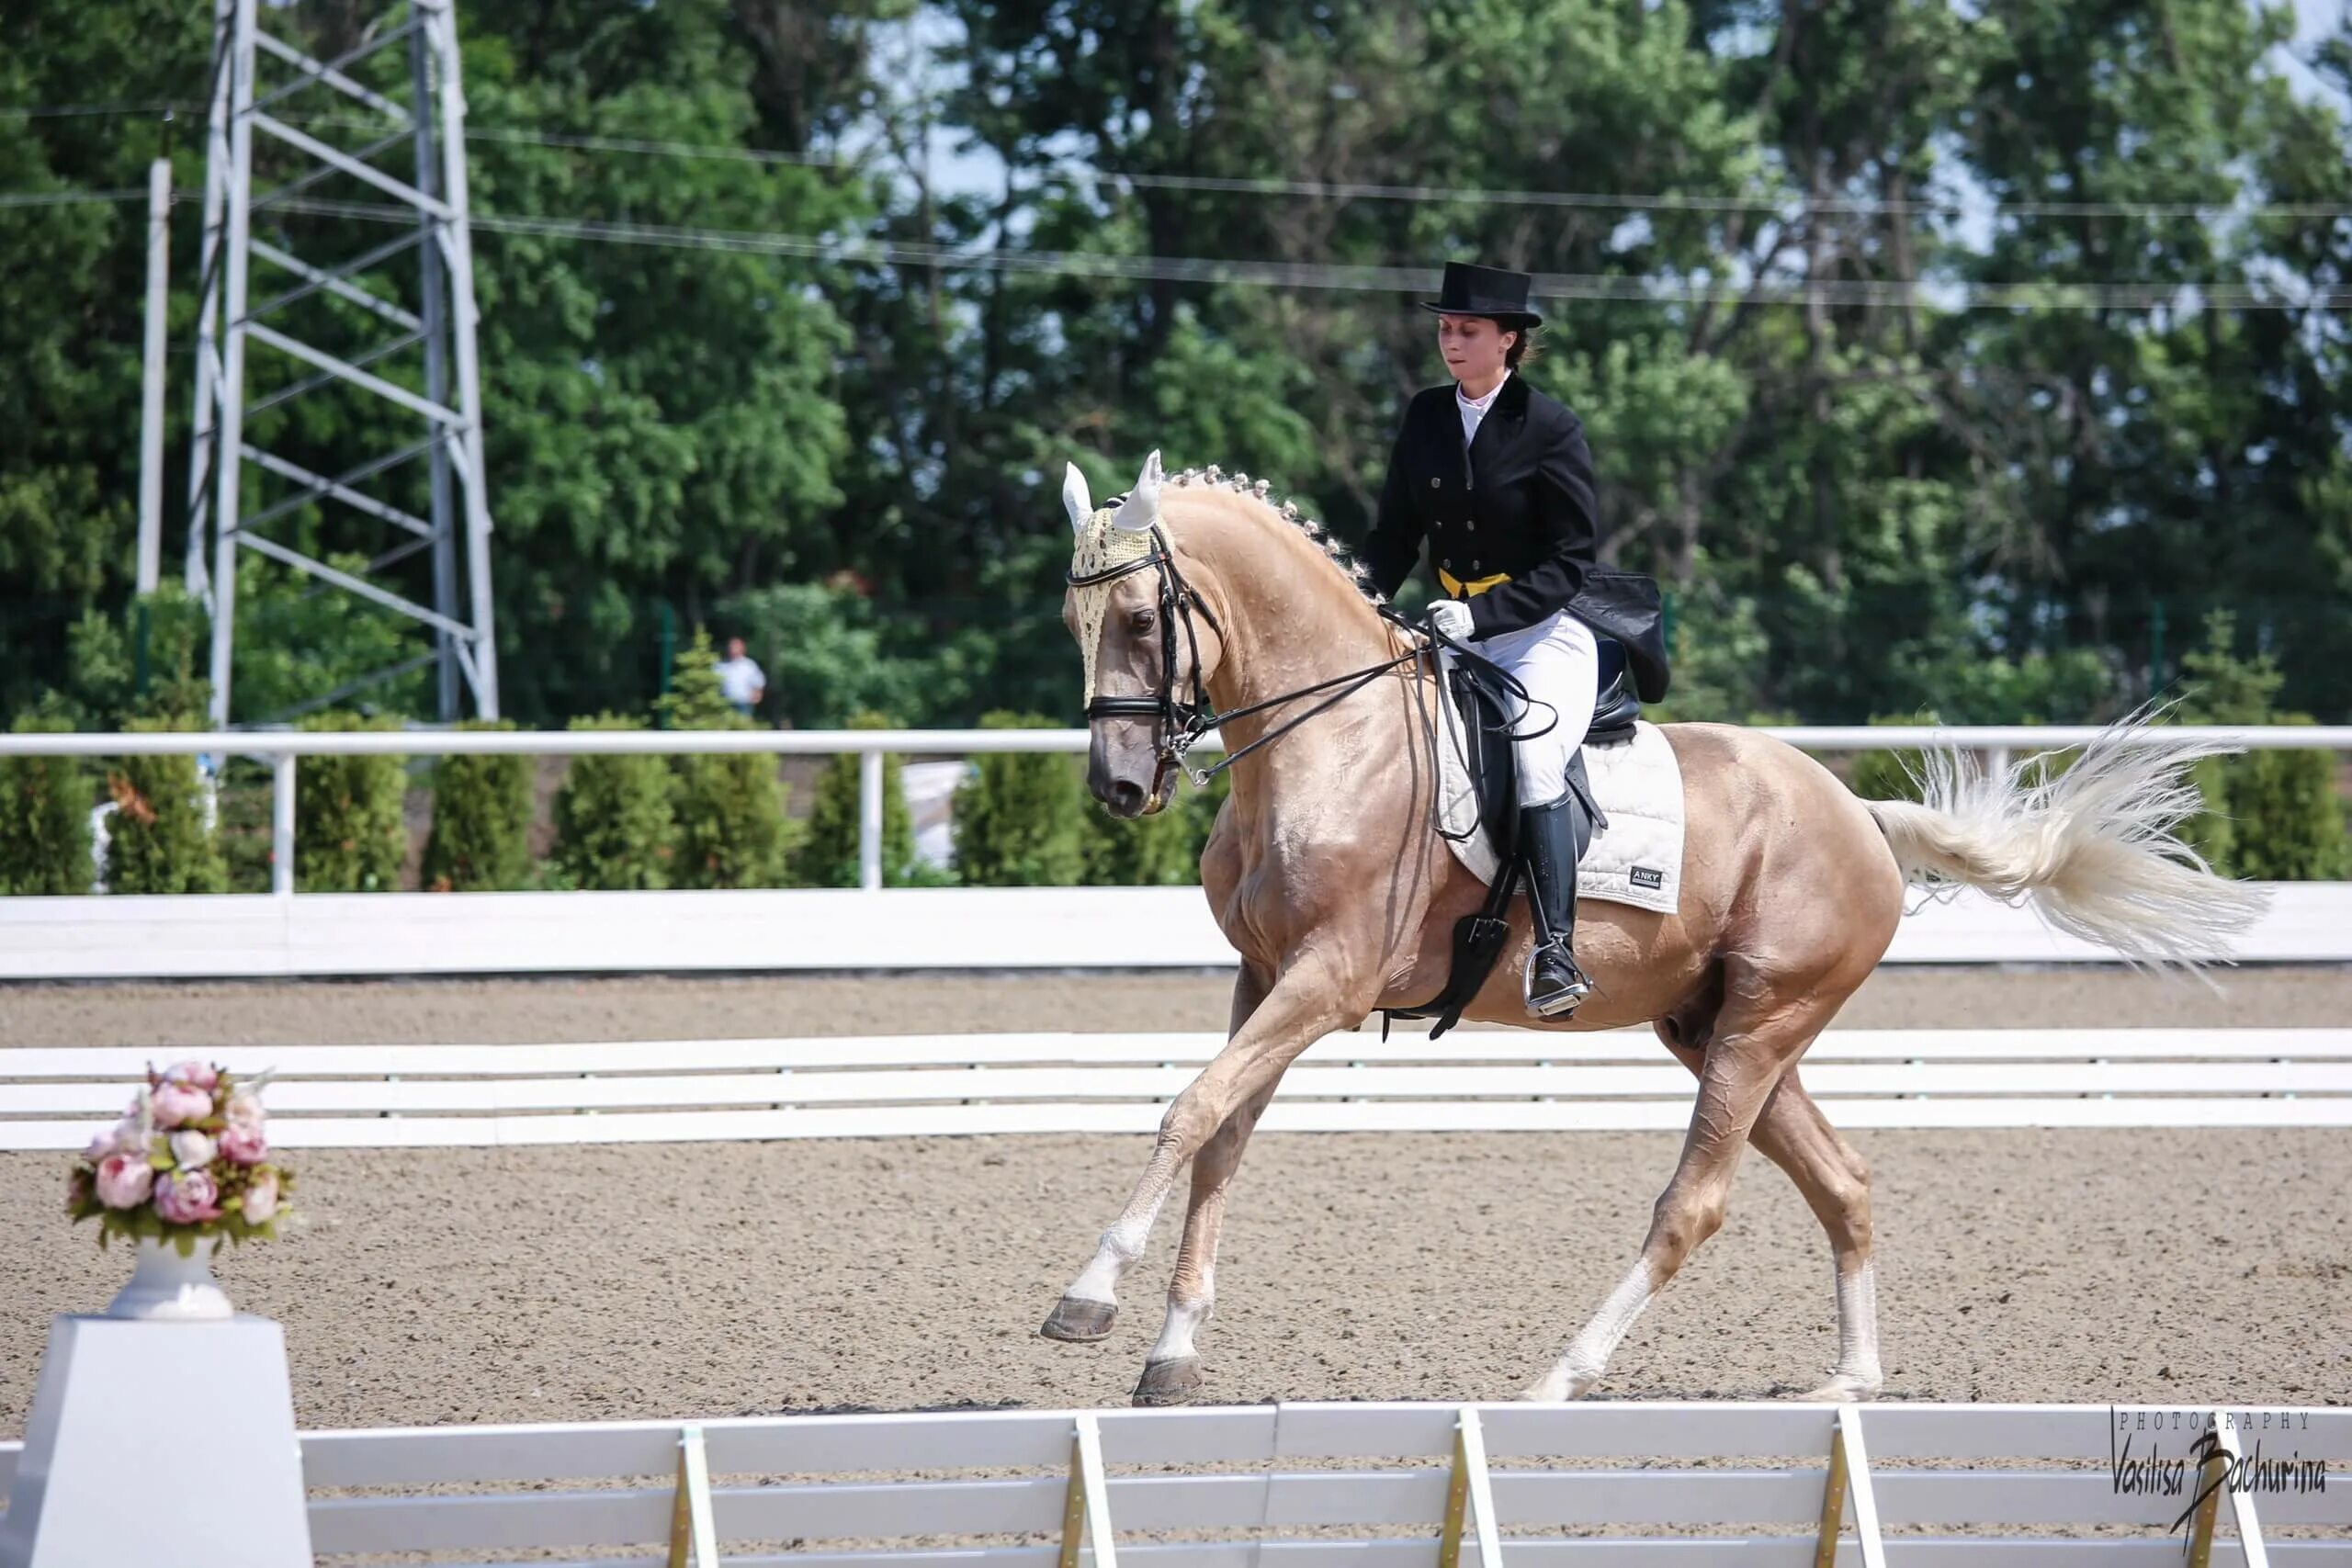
[11,98,2352,221]
[272,194,2352,311]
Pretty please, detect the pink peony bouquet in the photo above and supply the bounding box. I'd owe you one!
[67,1062,297,1249]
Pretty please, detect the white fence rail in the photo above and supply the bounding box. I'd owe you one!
[6,1028,2347,1147]
[3,1400,2337,1565]
[2,723,2344,894]
[3,881,2346,981]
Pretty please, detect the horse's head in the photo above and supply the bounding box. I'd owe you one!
[1061,451,1228,818]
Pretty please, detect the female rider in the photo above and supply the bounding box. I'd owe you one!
[1363,260,1601,1019]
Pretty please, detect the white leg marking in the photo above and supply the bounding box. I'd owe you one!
[1522,1258,1655,1401]
[1065,1209,1159,1305]
[1147,1268,1215,1365]
[1804,1260,1883,1401]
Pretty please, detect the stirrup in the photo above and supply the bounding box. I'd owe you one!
[1524,942,1591,1019]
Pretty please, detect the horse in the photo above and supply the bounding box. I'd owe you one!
[1044,450,2267,1407]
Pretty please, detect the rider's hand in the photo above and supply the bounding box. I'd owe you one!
[1425,599,1475,642]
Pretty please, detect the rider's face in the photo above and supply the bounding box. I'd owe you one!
[1435,313,1515,390]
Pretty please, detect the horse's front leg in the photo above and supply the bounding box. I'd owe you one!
[1039,946,1364,1355]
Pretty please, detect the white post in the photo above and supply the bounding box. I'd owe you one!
[206,0,260,728]
[135,157,172,598]
[1982,746,2012,784]
[859,747,885,890]
[271,753,296,896]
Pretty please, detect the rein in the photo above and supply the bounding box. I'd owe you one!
[1069,529,1550,787]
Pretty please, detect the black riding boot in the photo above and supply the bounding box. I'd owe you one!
[1520,791,1592,1019]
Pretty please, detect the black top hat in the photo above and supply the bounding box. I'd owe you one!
[1420,261,1543,327]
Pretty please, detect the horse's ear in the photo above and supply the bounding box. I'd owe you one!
[1110,449,1163,534]
[1061,463,1093,535]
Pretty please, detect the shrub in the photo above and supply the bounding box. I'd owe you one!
[953,712,1089,886]
[2176,613,2347,878]
[2225,719,2351,881]
[662,628,789,888]
[549,716,676,890]
[1080,768,1220,885]
[792,712,916,887]
[421,720,535,891]
[294,714,408,892]
[104,717,227,894]
[1841,712,1945,804]
[0,705,94,895]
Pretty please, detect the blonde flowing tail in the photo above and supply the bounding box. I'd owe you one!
[1864,719,2271,968]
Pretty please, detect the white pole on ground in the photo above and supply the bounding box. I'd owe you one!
[859,747,885,890]
[135,157,172,598]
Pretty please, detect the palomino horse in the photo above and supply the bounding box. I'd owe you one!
[1045,452,2266,1407]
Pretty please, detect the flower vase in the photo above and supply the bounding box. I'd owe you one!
[107,1235,232,1321]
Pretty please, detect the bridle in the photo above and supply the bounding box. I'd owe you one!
[1069,524,1541,787]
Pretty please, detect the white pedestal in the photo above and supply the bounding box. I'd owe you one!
[0,1315,311,1568]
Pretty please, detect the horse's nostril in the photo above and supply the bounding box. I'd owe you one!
[1109,780,1145,814]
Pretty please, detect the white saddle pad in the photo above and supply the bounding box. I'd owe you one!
[1433,650,1686,915]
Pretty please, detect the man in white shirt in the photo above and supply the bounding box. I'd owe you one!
[714,637,766,717]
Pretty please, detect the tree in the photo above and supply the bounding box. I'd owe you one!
[792,712,918,887]
[661,628,790,888]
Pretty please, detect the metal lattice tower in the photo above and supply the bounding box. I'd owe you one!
[187,0,499,726]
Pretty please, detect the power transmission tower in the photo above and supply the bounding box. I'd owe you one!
[187,0,500,726]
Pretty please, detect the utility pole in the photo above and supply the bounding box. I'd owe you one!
[186,0,500,726]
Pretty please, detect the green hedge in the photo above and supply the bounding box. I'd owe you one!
[662,628,790,888]
[294,714,408,892]
[953,713,1090,886]
[2177,613,2348,880]
[104,717,226,894]
[0,707,93,895]
[422,720,535,891]
[793,712,919,887]
[549,716,676,890]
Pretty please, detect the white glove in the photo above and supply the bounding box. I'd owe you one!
[1425,599,1475,642]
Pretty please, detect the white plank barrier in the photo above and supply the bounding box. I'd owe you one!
[2,882,2346,981]
[3,1029,2346,1147]
[1,1400,2335,1566]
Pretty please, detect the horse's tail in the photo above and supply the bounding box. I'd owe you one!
[1861,717,2270,969]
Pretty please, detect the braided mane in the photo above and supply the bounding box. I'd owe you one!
[1166,465,1385,607]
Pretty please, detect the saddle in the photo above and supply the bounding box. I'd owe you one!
[1379,638,1645,1040]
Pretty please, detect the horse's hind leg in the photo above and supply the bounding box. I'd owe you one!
[1653,1021,1883,1402]
[1523,981,1842,1401]
[1758,1076,1882,1400]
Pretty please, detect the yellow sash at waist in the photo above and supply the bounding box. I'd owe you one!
[1438,568,1511,599]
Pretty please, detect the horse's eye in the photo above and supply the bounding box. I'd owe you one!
[1129,606,1158,633]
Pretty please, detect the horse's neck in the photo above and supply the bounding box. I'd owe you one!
[1201,536,1409,808]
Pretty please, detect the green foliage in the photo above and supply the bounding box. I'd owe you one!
[421,721,536,892]
[293,714,408,893]
[1080,768,1225,886]
[2174,614,2348,878]
[792,712,917,887]
[1845,714,1939,804]
[5,0,2352,739]
[953,713,1089,886]
[548,716,676,891]
[2221,721,2351,881]
[0,705,92,895]
[102,717,226,895]
[661,629,789,888]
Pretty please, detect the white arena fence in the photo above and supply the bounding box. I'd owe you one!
[2,722,2345,894]
[2,1399,2340,1565]
[4,1028,2347,1148]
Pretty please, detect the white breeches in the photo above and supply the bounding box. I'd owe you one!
[1473,608,1598,807]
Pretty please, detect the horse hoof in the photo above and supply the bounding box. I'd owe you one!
[1040,1297,1118,1343]
[1132,1357,1204,1406]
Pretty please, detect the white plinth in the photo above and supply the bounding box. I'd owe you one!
[0,1315,311,1568]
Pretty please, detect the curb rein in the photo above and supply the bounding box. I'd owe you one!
[1067,527,1547,787]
